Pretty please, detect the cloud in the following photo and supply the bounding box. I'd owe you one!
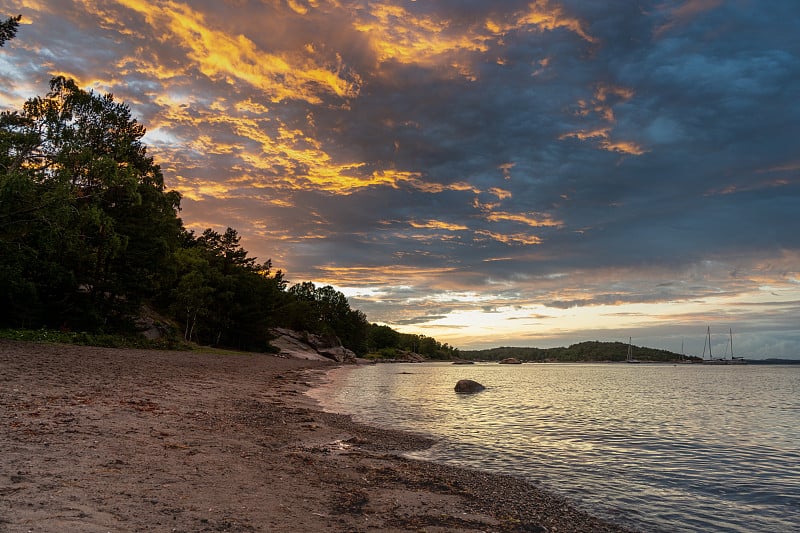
[114,0,361,103]
[2,0,799,356]
[559,83,646,154]
[653,0,724,38]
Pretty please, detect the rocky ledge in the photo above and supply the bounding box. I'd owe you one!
[268,328,357,363]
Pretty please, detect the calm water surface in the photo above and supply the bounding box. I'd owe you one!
[309,363,800,532]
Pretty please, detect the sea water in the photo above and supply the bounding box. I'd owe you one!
[308,362,800,532]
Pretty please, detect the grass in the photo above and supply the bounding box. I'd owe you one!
[0,328,285,356]
[0,328,190,350]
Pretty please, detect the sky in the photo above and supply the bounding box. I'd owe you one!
[1,1,799,358]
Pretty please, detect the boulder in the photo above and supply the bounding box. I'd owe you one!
[317,345,358,363]
[454,379,485,394]
[395,350,426,362]
[134,305,177,340]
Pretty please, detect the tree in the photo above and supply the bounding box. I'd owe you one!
[169,247,214,341]
[197,227,256,272]
[0,15,20,47]
[367,324,401,351]
[0,77,182,329]
[167,227,286,349]
[282,282,369,354]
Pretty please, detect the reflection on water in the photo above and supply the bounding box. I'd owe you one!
[309,363,800,533]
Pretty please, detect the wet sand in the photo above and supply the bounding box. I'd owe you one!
[0,340,633,532]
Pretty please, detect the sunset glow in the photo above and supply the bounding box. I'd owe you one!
[2,1,798,357]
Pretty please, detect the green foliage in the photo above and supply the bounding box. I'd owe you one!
[0,77,182,330]
[367,324,401,351]
[0,328,188,350]
[282,281,369,355]
[167,227,286,351]
[364,323,459,360]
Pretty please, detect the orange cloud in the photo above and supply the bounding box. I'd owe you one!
[353,0,595,79]
[560,127,610,141]
[498,162,515,180]
[559,129,645,155]
[601,140,646,155]
[560,84,645,155]
[409,220,469,231]
[142,87,488,198]
[286,0,318,16]
[54,1,608,203]
[485,211,562,228]
[314,265,460,286]
[488,187,513,200]
[595,84,634,102]
[170,175,236,201]
[513,0,597,44]
[352,3,490,78]
[475,229,543,246]
[109,0,360,104]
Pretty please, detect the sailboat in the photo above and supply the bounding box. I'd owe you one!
[702,326,724,364]
[626,337,640,363]
[679,338,690,363]
[728,328,746,364]
[702,327,746,365]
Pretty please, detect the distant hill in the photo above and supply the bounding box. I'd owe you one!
[461,341,699,363]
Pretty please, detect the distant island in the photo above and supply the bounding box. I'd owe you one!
[461,341,700,363]
[460,341,800,364]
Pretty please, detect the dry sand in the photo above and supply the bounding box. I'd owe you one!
[0,340,634,532]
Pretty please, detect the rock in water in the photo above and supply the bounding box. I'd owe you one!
[454,379,485,393]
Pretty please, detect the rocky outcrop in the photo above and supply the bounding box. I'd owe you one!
[371,350,427,363]
[499,357,522,364]
[268,328,357,363]
[454,379,485,393]
[134,305,178,340]
[394,350,426,363]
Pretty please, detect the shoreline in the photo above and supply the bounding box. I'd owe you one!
[1,341,634,532]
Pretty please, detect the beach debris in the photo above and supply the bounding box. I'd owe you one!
[304,439,355,455]
[454,379,485,393]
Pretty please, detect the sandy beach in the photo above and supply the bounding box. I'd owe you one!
[1,340,633,532]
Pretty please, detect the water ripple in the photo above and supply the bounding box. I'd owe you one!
[310,363,800,533]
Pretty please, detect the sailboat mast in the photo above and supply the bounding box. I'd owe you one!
[730,328,733,358]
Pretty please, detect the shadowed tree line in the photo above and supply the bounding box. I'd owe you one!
[365,324,459,360]
[0,19,458,358]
